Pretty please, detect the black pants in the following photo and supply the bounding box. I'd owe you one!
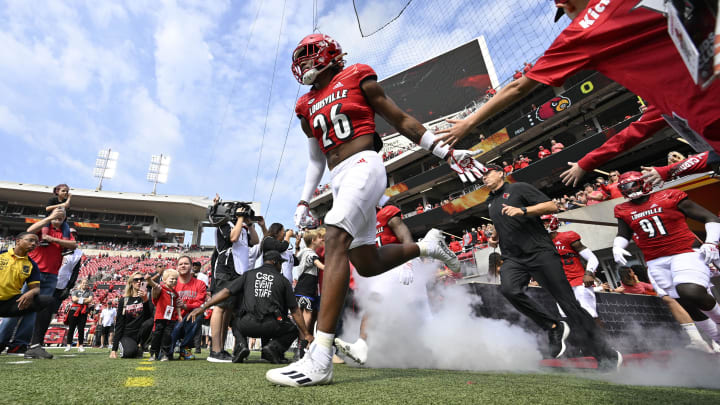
[119,336,142,358]
[100,326,113,346]
[0,294,53,319]
[150,319,177,358]
[66,313,88,345]
[232,314,298,354]
[500,250,612,358]
[30,291,64,346]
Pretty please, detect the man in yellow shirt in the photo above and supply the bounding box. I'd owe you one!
[0,232,53,317]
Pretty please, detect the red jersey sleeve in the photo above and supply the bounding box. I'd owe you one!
[352,63,378,85]
[663,189,688,208]
[526,29,591,87]
[578,105,667,171]
[562,231,582,245]
[655,151,712,181]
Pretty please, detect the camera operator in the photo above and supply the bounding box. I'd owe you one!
[189,251,313,364]
[207,194,259,363]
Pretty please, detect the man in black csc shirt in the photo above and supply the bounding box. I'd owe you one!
[482,164,620,369]
[190,251,313,364]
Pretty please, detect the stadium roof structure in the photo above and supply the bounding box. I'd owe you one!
[0,181,211,231]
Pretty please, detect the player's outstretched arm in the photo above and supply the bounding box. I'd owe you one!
[387,215,413,245]
[436,75,539,146]
[361,78,486,183]
[678,199,720,264]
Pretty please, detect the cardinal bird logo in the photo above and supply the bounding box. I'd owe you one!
[536,96,571,121]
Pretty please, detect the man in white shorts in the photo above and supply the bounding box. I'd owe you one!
[267,33,480,387]
[613,171,720,350]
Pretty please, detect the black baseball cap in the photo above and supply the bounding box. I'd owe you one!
[554,0,567,22]
[263,250,287,263]
[484,163,504,173]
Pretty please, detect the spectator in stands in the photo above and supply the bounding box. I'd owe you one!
[65,278,94,352]
[192,261,209,287]
[2,209,75,359]
[523,61,533,74]
[502,161,513,174]
[512,70,522,80]
[425,203,432,211]
[603,170,623,199]
[448,236,462,254]
[146,269,183,361]
[538,146,551,159]
[462,230,473,252]
[99,303,116,348]
[513,157,522,171]
[519,155,531,168]
[171,256,207,360]
[487,252,502,284]
[613,267,656,296]
[550,139,564,154]
[110,271,151,359]
[584,183,606,206]
[0,233,53,320]
[667,151,686,165]
[416,203,424,215]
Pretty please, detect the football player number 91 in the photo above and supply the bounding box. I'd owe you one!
[314,103,354,148]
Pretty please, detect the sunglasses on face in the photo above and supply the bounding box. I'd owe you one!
[132,278,143,282]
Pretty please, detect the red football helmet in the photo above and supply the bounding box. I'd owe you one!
[618,171,653,199]
[541,214,559,232]
[291,34,344,85]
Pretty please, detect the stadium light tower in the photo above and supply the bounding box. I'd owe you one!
[147,154,171,195]
[93,148,119,191]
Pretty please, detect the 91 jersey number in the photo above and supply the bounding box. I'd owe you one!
[313,103,354,148]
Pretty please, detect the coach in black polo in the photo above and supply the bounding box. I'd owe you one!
[482,164,620,368]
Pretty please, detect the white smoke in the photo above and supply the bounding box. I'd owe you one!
[342,259,542,372]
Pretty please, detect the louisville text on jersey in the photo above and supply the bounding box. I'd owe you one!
[309,89,349,116]
[630,207,663,221]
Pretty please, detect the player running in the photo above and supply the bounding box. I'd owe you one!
[334,204,436,365]
[266,34,474,387]
[613,172,720,347]
[541,215,601,322]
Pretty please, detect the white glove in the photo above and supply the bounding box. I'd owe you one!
[399,265,414,285]
[448,149,486,183]
[612,247,632,265]
[294,203,309,229]
[699,243,719,265]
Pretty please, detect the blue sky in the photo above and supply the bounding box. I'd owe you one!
[0,0,566,244]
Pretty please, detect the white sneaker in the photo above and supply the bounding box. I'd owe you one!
[334,337,368,365]
[711,340,720,353]
[78,346,85,353]
[419,228,461,272]
[266,344,333,387]
[64,345,71,352]
[685,339,713,354]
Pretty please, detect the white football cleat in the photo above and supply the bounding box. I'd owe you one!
[419,228,461,272]
[266,344,333,387]
[335,337,368,365]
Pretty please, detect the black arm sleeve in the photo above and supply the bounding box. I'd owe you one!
[112,300,125,351]
[677,199,720,224]
[227,274,245,296]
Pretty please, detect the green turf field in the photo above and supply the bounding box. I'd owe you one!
[1,348,719,404]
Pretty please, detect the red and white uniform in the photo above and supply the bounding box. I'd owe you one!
[615,189,710,298]
[152,285,180,322]
[296,64,378,154]
[527,0,720,167]
[297,64,387,249]
[375,205,401,247]
[553,231,585,287]
[553,231,598,318]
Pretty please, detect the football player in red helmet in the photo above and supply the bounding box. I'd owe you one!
[613,172,720,348]
[269,33,468,387]
[541,215,601,323]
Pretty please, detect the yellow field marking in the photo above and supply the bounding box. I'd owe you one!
[136,367,155,371]
[138,361,152,365]
[124,377,154,387]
